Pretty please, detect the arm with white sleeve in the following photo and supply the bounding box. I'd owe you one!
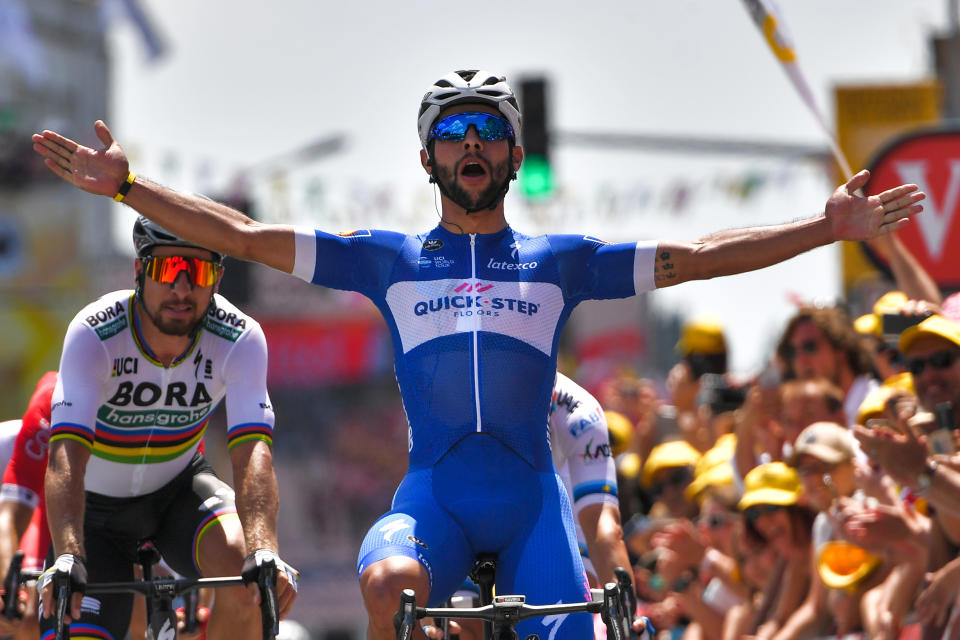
[550,373,632,589]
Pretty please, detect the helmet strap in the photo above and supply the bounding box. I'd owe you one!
[135,260,147,305]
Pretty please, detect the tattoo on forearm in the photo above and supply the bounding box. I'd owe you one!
[655,250,678,284]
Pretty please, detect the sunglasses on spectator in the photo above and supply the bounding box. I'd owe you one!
[650,468,692,497]
[143,255,222,288]
[743,504,784,524]
[784,339,820,361]
[429,112,515,143]
[907,350,960,376]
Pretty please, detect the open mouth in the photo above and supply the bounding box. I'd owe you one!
[460,161,487,178]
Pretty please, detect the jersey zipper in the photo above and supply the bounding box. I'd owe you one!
[470,233,482,433]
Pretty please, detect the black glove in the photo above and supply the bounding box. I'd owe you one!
[242,549,299,591]
[40,554,87,601]
[241,549,279,585]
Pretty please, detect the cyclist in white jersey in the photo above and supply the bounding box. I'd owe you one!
[32,69,924,640]
[549,373,631,588]
[38,219,298,640]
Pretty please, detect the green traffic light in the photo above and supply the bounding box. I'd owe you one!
[520,154,554,199]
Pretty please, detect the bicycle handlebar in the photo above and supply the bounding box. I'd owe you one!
[12,565,279,640]
[82,575,246,596]
[399,582,628,640]
[419,598,604,620]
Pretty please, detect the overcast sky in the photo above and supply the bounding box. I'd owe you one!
[103,0,952,373]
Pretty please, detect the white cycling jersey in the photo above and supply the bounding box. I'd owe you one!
[549,372,618,572]
[50,290,275,497]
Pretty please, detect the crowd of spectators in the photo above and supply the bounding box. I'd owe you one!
[590,276,960,639]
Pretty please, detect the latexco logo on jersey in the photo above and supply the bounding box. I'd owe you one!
[486,257,538,271]
[413,281,541,318]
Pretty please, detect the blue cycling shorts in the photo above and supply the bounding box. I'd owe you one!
[358,433,593,640]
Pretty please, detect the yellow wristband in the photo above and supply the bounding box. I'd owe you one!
[113,172,136,202]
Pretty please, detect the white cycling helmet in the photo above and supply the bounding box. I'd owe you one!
[417,69,522,157]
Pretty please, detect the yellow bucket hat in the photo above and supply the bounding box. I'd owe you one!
[685,434,737,502]
[738,462,802,510]
[604,410,633,457]
[641,440,701,488]
[899,314,960,354]
[675,315,727,356]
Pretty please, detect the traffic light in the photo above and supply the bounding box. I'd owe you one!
[517,77,553,200]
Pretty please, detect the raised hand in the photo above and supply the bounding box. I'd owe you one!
[916,559,960,629]
[826,170,924,241]
[31,120,129,197]
[852,422,928,489]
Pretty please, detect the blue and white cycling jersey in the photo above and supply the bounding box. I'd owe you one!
[294,224,655,638]
[293,224,656,471]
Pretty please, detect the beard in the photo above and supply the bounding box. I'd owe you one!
[142,298,207,336]
[433,154,512,212]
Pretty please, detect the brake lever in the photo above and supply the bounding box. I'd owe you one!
[257,558,279,640]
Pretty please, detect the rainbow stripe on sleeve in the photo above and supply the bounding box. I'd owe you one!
[49,423,96,449]
[227,423,274,450]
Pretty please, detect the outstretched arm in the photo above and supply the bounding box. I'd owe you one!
[32,120,296,273]
[652,170,924,288]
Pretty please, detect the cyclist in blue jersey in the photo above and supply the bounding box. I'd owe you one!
[33,69,924,640]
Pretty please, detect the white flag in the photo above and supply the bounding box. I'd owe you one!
[742,0,854,179]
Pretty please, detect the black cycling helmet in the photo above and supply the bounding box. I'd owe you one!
[132,216,222,262]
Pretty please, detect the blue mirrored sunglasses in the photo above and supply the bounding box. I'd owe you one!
[429,112,515,143]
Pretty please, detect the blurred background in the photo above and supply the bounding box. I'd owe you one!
[2,0,960,636]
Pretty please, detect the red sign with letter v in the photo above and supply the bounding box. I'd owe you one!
[866,128,960,290]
